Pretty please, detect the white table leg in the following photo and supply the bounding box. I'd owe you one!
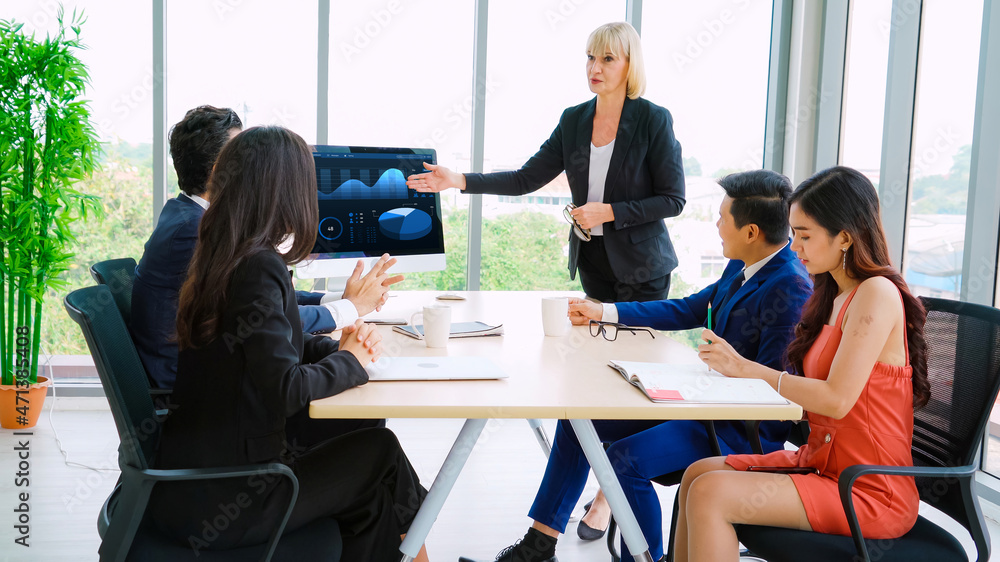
[526,418,552,458]
[399,418,488,562]
[569,418,655,562]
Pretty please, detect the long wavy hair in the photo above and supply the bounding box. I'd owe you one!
[784,166,930,409]
[176,126,318,349]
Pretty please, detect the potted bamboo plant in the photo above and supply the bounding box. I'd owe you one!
[0,10,102,428]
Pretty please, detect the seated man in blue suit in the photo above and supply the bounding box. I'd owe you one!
[131,105,400,392]
[463,170,811,562]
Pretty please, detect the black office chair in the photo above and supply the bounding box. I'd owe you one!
[734,296,1000,562]
[90,257,175,409]
[89,258,138,329]
[65,285,342,562]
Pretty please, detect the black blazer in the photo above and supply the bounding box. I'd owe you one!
[157,249,368,471]
[151,249,367,545]
[131,195,338,389]
[464,96,686,281]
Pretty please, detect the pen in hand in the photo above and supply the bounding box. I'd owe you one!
[706,303,712,343]
[706,303,713,372]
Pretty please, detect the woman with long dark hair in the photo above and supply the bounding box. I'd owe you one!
[151,126,429,561]
[673,166,929,561]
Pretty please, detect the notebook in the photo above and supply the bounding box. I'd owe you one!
[608,360,788,404]
[392,321,504,339]
[366,356,509,381]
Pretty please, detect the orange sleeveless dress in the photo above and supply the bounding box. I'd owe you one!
[725,285,919,539]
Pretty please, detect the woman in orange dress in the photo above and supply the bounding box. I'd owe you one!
[672,166,931,562]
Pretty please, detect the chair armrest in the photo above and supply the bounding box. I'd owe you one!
[148,388,172,396]
[836,463,978,562]
[129,462,295,483]
[120,462,298,562]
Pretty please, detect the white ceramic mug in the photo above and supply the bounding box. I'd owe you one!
[541,297,570,337]
[410,305,452,348]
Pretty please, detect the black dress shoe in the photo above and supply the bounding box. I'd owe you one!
[576,498,608,541]
[458,541,557,562]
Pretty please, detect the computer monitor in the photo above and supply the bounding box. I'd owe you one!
[296,145,446,279]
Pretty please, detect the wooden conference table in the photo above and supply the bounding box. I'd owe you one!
[310,291,802,562]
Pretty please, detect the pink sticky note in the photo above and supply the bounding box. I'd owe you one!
[646,389,684,401]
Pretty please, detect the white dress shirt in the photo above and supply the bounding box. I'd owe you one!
[587,140,616,236]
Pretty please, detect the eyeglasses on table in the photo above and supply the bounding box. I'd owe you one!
[588,320,656,341]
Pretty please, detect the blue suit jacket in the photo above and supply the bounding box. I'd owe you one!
[130,194,336,389]
[616,243,812,451]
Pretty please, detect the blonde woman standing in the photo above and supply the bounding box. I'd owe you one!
[407,21,685,305]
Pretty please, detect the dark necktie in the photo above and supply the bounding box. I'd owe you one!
[716,270,746,311]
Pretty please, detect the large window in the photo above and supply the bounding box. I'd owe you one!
[902,1,982,302]
[167,1,319,172]
[839,0,893,185]
[7,2,154,359]
[326,0,474,290]
[477,1,624,291]
[641,1,774,347]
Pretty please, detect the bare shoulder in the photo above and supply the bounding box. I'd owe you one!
[847,276,904,323]
[855,275,900,301]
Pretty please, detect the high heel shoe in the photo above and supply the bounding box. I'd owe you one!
[576,499,608,541]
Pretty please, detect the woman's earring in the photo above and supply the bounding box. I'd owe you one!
[842,247,848,271]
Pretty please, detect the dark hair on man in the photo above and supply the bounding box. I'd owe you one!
[168,105,242,197]
[176,126,318,349]
[717,169,793,245]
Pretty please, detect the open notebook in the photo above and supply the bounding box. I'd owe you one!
[608,360,788,404]
[366,356,509,381]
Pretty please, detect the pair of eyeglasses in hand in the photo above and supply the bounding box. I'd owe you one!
[589,320,656,341]
[563,203,592,242]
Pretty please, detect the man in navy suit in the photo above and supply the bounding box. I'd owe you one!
[463,170,811,562]
[131,106,399,392]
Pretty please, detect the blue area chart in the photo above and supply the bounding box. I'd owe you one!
[378,208,433,241]
[318,168,408,200]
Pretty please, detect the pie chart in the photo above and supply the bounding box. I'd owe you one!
[379,208,433,241]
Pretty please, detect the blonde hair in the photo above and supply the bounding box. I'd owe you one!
[586,22,646,99]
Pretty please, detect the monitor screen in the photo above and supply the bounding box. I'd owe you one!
[296,145,446,278]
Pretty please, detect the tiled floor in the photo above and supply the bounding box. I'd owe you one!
[1,398,998,561]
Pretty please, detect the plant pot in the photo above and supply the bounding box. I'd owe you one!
[0,376,52,429]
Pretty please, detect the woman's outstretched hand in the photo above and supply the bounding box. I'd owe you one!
[406,162,466,192]
[697,329,749,378]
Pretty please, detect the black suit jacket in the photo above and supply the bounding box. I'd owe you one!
[131,194,338,389]
[464,96,686,281]
[157,249,368,471]
[151,250,367,546]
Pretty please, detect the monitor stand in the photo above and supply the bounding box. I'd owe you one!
[313,276,349,295]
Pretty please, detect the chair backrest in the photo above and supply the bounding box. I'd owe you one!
[64,285,159,470]
[913,296,1000,522]
[89,258,138,328]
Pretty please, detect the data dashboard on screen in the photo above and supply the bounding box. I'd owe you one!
[296,146,446,279]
